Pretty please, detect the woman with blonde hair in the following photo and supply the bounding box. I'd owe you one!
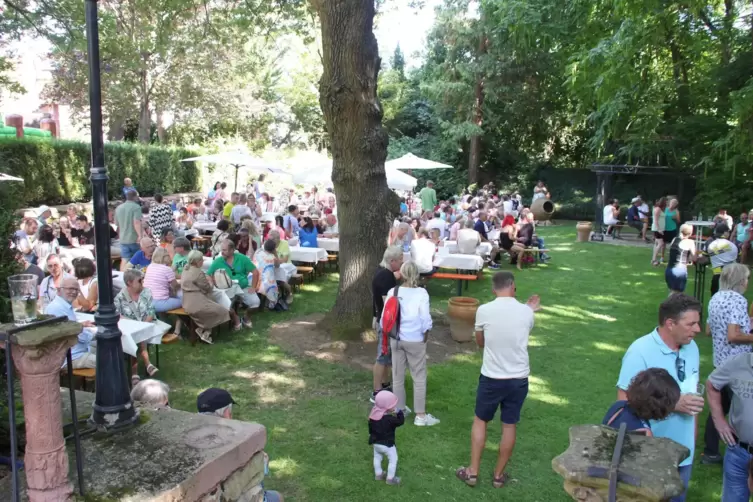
[651,197,668,266]
[665,223,696,294]
[241,219,262,254]
[181,250,241,343]
[382,261,440,427]
[705,262,752,463]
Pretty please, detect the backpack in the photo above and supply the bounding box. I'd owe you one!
[213,268,233,290]
[380,286,401,355]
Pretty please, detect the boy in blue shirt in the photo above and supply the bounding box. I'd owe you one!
[603,367,680,436]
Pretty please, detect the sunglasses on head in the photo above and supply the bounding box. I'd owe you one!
[675,354,686,382]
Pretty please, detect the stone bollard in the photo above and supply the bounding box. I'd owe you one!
[552,424,690,502]
[5,114,23,138]
[6,320,84,502]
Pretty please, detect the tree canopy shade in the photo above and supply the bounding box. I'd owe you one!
[309,0,398,338]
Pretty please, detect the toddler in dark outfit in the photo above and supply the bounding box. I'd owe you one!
[368,390,404,485]
[602,367,681,436]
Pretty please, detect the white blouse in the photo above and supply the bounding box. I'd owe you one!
[381,286,432,343]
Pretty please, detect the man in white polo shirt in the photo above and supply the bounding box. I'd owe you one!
[456,271,540,488]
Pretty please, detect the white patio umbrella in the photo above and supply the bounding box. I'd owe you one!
[181,151,287,191]
[292,164,417,191]
[0,173,24,182]
[386,152,452,171]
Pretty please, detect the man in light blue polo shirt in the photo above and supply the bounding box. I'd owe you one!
[617,294,704,502]
[44,277,97,369]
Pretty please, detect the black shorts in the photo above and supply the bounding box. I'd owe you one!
[663,229,678,243]
[475,375,529,424]
[711,274,721,296]
[653,231,664,239]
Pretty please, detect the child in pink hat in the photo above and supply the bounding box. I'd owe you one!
[368,390,404,485]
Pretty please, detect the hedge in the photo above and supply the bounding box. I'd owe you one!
[0,138,201,206]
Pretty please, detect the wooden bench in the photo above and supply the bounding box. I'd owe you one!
[152,332,180,367]
[327,254,338,271]
[167,308,198,345]
[63,367,96,391]
[290,273,304,292]
[431,272,479,296]
[191,235,212,254]
[520,248,550,267]
[296,266,314,281]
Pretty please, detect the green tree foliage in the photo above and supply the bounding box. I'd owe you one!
[3,0,313,147]
[376,0,753,213]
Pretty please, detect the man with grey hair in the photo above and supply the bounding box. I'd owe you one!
[371,246,404,404]
[473,211,500,269]
[197,388,236,419]
[44,277,97,368]
[457,217,481,255]
[131,379,170,407]
[207,238,260,327]
[456,271,540,487]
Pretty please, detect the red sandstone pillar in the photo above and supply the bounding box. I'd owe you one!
[10,322,82,502]
[5,114,24,138]
[40,118,58,138]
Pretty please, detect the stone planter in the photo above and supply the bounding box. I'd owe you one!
[447,297,480,343]
[576,221,593,242]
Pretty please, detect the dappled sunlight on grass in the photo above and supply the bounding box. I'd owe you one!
[302,284,323,293]
[528,375,569,406]
[542,304,617,322]
[269,457,300,477]
[593,341,624,353]
[232,370,306,404]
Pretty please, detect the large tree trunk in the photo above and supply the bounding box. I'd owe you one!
[468,30,487,185]
[155,104,166,143]
[311,0,398,339]
[138,69,151,143]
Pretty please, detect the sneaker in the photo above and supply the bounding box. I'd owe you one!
[489,263,500,270]
[386,476,401,485]
[375,473,386,481]
[414,413,440,427]
[701,453,723,465]
[241,317,253,328]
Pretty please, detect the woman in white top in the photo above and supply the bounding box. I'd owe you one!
[651,197,668,266]
[73,257,98,312]
[382,262,440,427]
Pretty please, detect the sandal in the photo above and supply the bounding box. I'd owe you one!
[131,374,141,386]
[146,364,159,377]
[455,467,477,487]
[492,472,510,489]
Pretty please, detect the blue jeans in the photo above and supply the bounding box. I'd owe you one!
[670,464,693,502]
[152,294,183,313]
[722,445,752,502]
[120,243,140,262]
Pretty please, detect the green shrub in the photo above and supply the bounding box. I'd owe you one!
[0,138,201,205]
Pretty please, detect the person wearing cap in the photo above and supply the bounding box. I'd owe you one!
[419,180,437,215]
[368,390,404,485]
[37,205,52,227]
[627,197,649,241]
[197,387,236,418]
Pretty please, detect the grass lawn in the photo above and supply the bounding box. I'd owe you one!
[158,222,725,501]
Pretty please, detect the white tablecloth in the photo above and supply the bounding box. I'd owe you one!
[75,312,169,357]
[444,241,493,256]
[60,246,95,261]
[182,228,198,238]
[403,252,484,271]
[193,221,218,234]
[290,246,328,263]
[316,238,339,252]
[488,229,501,241]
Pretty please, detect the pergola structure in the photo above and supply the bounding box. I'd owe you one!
[590,163,674,230]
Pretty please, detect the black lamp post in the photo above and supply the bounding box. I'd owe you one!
[85,0,138,431]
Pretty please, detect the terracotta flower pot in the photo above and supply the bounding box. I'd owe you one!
[576,221,593,242]
[447,297,480,343]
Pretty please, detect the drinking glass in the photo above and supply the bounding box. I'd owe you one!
[8,274,39,326]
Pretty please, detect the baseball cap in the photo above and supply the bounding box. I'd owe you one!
[197,388,236,413]
[631,197,640,203]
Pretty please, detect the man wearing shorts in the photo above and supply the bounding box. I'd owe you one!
[456,271,540,488]
[115,190,144,271]
[371,246,403,403]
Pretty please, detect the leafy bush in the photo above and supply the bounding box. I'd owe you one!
[0,138,201,205]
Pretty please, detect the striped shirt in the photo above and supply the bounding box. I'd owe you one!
[143,263,175,300]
